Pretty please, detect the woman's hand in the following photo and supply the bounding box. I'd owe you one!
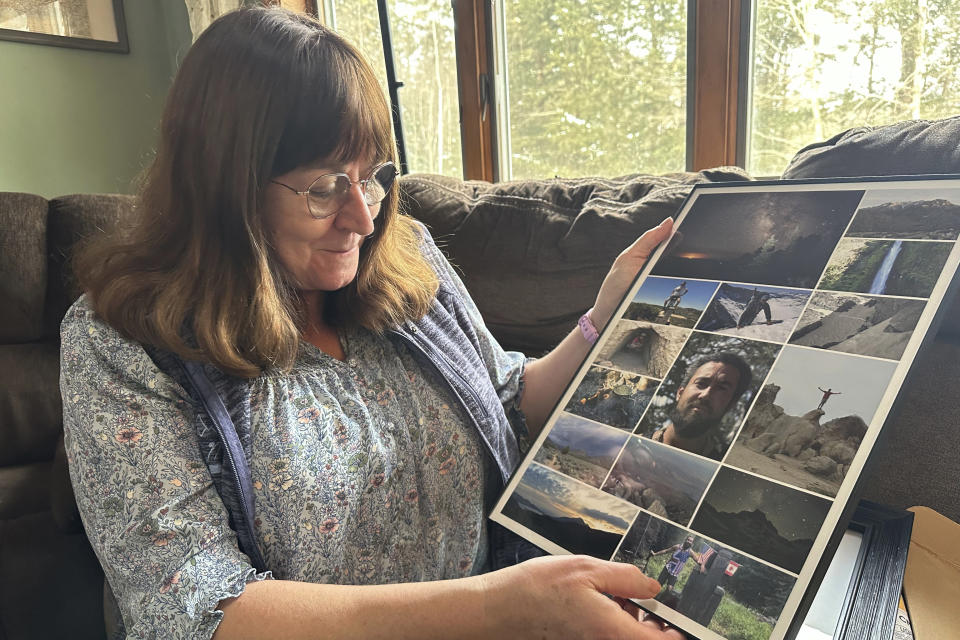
[590,218,675,332]
[480,555,686,639]
[520,218,676,435]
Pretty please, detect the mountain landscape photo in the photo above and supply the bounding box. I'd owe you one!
[500,462,635,558]
[847,193,960,240]
[601,437,716,525]
[689,467,831,574]
[534,413,629,487]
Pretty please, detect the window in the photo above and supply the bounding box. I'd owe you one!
[318,0,960,181]
[747,0,960,176]
[324,0,463,177]
[494,0,688,179]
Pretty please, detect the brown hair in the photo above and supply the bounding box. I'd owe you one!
[77,7,437,378]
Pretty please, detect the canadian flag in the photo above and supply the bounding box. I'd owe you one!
[725,561,741,576]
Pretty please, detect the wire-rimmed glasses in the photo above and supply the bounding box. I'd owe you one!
[271,161,399,220]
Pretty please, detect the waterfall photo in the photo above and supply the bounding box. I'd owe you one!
[818,238,953,298]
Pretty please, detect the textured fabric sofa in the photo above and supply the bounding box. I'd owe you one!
[2,116,959,638]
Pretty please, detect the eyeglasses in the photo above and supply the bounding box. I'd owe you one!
[270,161,399,220]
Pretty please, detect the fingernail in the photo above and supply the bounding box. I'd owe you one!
[648,577,661,591]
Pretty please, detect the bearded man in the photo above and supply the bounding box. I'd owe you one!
[650,353,752,460]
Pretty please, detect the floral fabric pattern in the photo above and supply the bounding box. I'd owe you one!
[61,248,527,638]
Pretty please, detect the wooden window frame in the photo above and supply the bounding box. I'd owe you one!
[451,0,750,179]
[311,0,751,180]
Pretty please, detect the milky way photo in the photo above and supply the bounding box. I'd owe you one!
[652,190,864,288]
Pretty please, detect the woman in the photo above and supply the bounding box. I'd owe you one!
[61,7,681,639]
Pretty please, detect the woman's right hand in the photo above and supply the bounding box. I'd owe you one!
[480,555,687,639]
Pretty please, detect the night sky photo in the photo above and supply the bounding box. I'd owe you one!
[652,189,865,288]
[690,467,832,573]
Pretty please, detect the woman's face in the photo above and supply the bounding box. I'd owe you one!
[264,157,380,293]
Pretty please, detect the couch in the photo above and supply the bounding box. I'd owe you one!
[2,116,959,639]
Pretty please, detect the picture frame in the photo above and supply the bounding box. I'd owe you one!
[0,0,128,53]
[834,501,913,640]
[796,501,913,640]
[490,175,960,640]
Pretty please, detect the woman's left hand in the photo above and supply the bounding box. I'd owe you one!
[590,217,675,331]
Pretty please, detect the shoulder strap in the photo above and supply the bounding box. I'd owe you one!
[146,343,268,573]
[175,359,267,572]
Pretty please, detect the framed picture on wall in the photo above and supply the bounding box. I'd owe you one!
[0,0,128,53]
[490,175,960,640]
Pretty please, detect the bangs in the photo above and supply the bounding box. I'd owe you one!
[272,30,394,176]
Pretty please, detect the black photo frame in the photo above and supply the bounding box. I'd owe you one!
[0,0,128,53]
[834,501,913,640]
[491,175,960,640]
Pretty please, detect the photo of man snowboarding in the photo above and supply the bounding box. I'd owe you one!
[737,288,773,329]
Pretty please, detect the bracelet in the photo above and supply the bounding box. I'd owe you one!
[578,308,600,345]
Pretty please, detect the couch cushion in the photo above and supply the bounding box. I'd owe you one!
[0,461,50,520]
[44,194,136,337]
[400,168,751,353]
[0,193,48,343]
[0,511,105,640]
[0,342,61,467]
[782,116,960,180]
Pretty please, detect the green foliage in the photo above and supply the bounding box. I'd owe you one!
[709,598,775,640]
[331,0,463,176]
[504,0,687,177]
[333,0,960,180]
[820,240,890,291]
[886,240,953,296]
[750,0,960,175]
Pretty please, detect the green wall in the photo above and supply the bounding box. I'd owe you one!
[0,1,191,197]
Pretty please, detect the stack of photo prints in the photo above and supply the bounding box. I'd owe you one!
[491,177,960,640]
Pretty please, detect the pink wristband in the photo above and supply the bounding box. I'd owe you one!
[578,308,600,345]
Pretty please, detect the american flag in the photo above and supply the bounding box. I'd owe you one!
[699,543,715,568]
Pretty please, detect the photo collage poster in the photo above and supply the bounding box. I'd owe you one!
[490,177,960,640]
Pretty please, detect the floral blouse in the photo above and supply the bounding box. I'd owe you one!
[61,258,527,638]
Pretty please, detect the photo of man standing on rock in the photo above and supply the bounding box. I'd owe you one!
[725,346,897,497]
[637,332,781,461]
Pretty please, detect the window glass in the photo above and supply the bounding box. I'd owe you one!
[325,0,463,177]
[748,0,960,176]
[498,0,687,179]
